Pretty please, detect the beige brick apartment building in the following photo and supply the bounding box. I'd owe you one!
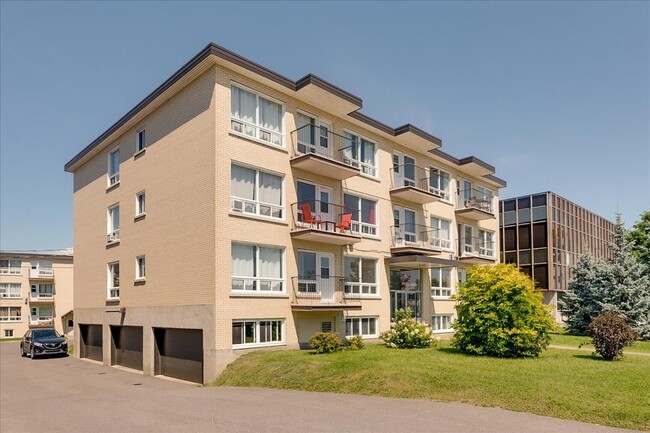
[0,250,74,339]
[65,43,506,383]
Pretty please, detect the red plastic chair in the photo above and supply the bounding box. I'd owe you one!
[336,213,352,234]
[300,203,321,227]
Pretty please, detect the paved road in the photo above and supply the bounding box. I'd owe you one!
[0,342,638,433]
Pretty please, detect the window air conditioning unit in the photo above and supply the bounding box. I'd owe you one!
[232,200,244,212]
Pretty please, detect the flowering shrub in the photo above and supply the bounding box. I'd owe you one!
[345,335,365,350]
[380,308,436,349]
[589,311,637,361]
[309,332,343,354]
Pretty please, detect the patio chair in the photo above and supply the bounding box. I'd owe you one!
[300,203,321,227]
[336,213,353,234]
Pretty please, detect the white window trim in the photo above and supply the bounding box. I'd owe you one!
[343,191,379,238]
[0,307,22,322]
[430,268,453,299]
[30,306,53,325]
[344,256,380,298]
[230,162,285,222]
[107,146,120,188]
[135,255,146,282]
[231,243,286,294]
[0,259,22,275]
[0,283,22,298]
[429,165,453,203]
[107,261,120,300]
[30,283,53,300]
[107,203,120,243]
[432,314,454,333]
[135,190,146,218]
[230,82,285,148]
[342,129,379,179]
[136,126,147,154]
[345,316,379,338]
[430,216,453,251]
[478,229,496,258]
[231,319,285,349]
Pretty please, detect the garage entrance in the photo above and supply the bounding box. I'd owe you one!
[110,325,143,371]
[153,328,203,383]
[79,324,103,361]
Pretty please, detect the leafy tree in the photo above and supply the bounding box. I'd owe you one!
[628,211,650,270]
[561,214,650,338]
[452,264,554,358]
[589,311,637,361]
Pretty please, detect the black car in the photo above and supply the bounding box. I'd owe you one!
[21,329,68,359]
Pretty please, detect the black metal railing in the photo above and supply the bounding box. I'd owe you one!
[291,276,361,305]
[391,224,452,251]
[457,189,494,214]
[458,237,496,258]
[290,200,361,235]
[290,124,360,169]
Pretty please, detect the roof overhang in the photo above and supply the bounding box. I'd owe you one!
[385,255,459,269]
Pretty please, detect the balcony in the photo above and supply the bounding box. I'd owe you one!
[29,268,54,279]
[290,201,362,246]
[456,189,495,220]
[290,125,361,180]
[30,293,54,303]
[458,237,497,264]
[291,276,361,311]
[30,317,54,326]
[390,164,442,204]
[390,224,451,256]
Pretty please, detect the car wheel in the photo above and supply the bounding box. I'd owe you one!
[30,346,36,360]
[20,344,26,357]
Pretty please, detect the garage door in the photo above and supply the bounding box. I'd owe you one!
[79,324,103,362]
[154,328,203,383]
[110,326,143,371]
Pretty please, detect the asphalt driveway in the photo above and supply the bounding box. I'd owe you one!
[0,342,638,433]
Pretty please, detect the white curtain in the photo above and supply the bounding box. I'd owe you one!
[343,132,357,160]
[258,247,282,279]
[259,97,282,133]
[361,139,375,166]
[231,86,256,124]
[344,257,358,281]
[232,244,254,277]
[361,259,376,284]
[258,172,282,205]
[231,165,256,200]
[439,219,450,240]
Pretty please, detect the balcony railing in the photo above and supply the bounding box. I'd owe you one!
[456,189,494,214]
[390,164,432,191]
[291,276,361,307]
[291,200,365,240]
[29,268,54,279]
[458,237,496,259]
[30,317,54,325]
[107,230,120,243]
[391,224,452,252]
[291,125,359,168]
[30,293,54,301]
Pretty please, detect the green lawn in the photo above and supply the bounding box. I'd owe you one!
[550,332,650,354]
[214,342,650,430]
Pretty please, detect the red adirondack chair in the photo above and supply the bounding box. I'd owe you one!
[336,213,352,234]
[300,203,321,227]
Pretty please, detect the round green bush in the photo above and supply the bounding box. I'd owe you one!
[589,311,637,361]
[309,332,343,354]
[452,264,554,358]
[380,308,436,349]
[345,335,365,350]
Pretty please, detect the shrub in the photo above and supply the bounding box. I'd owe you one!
[380,308,436,349]
[345,335,365,350]
[589,311,637,361]
[452,264,554,358]
[309,332,343,354]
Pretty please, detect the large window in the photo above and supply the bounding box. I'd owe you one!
[342,131,377,177]
[31,307,53,324]
[431,268,452,298]
[231,85,283,146]
[231,164,283,219]
[107,204,120,242]
[30,284,53,299]
[345,317,378,338]
[108,148,120,186]
[231,243,284,292]
[232,319,284,348]
[478,230,495,257]
[429,167,451,201]
[108,262,120,299]
[432,315,453,332]
[0,283,22,298]
[344,257,378,296]
[0,259,21,275]
[0,307,21,322]
[136,256,146,280]
[135,191,146,217]
[430,216,452,250]
[344,193,377,236]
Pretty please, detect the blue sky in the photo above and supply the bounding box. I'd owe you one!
[1,1,648,249]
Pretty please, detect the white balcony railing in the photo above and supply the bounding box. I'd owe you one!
[29,268,54,278]
[30,293,54,300]
[30,317,54,325]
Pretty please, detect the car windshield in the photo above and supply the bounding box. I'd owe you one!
[32,330,60,339]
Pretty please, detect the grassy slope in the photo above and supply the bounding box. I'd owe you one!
[550,332,650,354]
[214,342,650,430]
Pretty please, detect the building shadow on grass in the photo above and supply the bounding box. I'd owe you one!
[573,354,607,362]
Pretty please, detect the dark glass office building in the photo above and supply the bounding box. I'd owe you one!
[499,192,615,321]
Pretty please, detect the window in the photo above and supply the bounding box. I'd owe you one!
[321,322,332,333]
[136,191,146,217]
[431,268,453,298]
[0,259,21,275]
[108,262,120,299]
[135,256,145,280]
[429,167,451,201]
[0,283,22,298]
[457,268,467,284]
[345,317,378,338]
[459,224,474,253]
[344,257,378,296]
[295,112,332,157]
[136,128,146,153]
[344,193,377,236]
[30,284,53,299]
[67,319,74,328]
[0,307,21,322]
[108,148,120,186]
[432,315,453,332]
[297,251,333,295]
[4,329,13,338]
[430,217,452,250]
[231,85,283,146]
[231,164,283,219]
[30,261,53,277]
[232,319,284,348]
[342,131,377,177]
[478,230,495,257]
[231,243,284,292]
[107,204,120,242]
[30,306,53,324]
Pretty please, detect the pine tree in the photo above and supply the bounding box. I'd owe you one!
[560,214,650,338]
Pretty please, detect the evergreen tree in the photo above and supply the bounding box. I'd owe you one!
[560,214,650,338]
[628,211,650,270]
